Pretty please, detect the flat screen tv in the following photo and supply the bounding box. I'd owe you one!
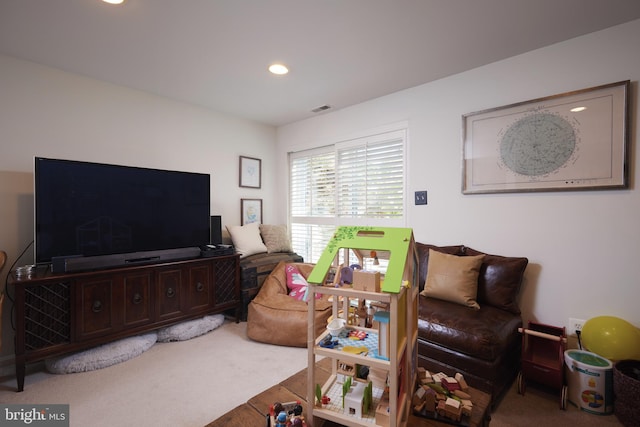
[34,157,210,269]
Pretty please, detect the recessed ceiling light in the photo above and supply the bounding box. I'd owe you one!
[571,106,587,112]
[268,64,289,75]
[102,0,126,4]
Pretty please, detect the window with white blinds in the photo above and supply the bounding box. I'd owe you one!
[289,129,406,263]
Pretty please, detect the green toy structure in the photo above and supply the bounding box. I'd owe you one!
[306,226,419,427]
[306,226,417,293]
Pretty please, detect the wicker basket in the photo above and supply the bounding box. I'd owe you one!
[614,360,640,427]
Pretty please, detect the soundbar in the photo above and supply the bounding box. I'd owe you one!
[51,247,202,273]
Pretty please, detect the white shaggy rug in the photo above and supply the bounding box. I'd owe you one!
[46,333,158,374]
[157,314,225,342]
[43,315,225,374]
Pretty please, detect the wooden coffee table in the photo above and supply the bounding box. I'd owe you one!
[205,358,491,427]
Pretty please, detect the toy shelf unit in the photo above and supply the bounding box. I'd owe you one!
[517,322,568,410]
[306,226,419,427]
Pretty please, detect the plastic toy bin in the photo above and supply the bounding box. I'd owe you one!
[564,349,613,415]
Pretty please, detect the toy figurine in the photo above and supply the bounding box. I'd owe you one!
[273,402,284,414]
[268,400,307,427]
[275,411,287,427]
[290,403,303,417]
[289,406,307,427]
[340,266,353,285]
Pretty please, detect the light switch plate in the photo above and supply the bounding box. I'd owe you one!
[415,191,427,205]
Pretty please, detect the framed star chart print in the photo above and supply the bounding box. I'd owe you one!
[462,80,630,194]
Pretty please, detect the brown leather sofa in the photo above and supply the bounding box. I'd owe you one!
[246,262,332,347]
[416,243,528,407]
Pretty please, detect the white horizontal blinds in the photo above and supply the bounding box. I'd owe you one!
[336,131,405,222]
[289,128,406,263]
[290,149,335,218]
[336,144,366,217]
[290,223,336,265]
[290,148,337,262]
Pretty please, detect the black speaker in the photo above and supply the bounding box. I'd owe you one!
[210,215,222,245]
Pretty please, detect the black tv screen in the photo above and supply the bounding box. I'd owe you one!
[35,157,210,265]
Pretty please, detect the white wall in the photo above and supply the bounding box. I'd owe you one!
[2,19,639,367]
[276,20,640,333]
[0,54,276,362]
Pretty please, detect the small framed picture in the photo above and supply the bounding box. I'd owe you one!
[239,156,261,188]
[241,199,262,225]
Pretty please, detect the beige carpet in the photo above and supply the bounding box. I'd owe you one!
[491,379,622,427]
[0,320,624,427]
[0,320,308,427]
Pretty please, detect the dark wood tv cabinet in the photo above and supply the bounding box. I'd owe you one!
[9,254,240,392]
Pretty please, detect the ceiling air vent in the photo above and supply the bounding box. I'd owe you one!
[311,104,332,113]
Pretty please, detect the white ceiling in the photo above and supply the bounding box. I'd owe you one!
[2,1,640,127]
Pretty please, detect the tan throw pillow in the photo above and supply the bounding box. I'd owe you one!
[421,249,484,309]
[259,224,292,253]
[226,222,267,258]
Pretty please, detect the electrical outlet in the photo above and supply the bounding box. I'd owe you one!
[569,318,586,336]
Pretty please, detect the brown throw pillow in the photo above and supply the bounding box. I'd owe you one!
[421,249,484,309]
[476,254,528,314]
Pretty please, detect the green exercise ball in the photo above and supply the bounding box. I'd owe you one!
[581,316,640,361]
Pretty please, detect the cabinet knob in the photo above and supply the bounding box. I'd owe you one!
[92,300,103,313]
[132,293,143,305]
[196,282,204,292]
[166,287,175,298]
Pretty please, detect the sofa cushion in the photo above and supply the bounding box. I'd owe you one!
[421,249,484,309]
[417,244,465,290]
[227,222,267,258]
[285,264,322,301]
[417,296,522,361]
[417,243,527,314]
[473,251,528,314]
[286,264,309,300]
[260,224,293,253]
